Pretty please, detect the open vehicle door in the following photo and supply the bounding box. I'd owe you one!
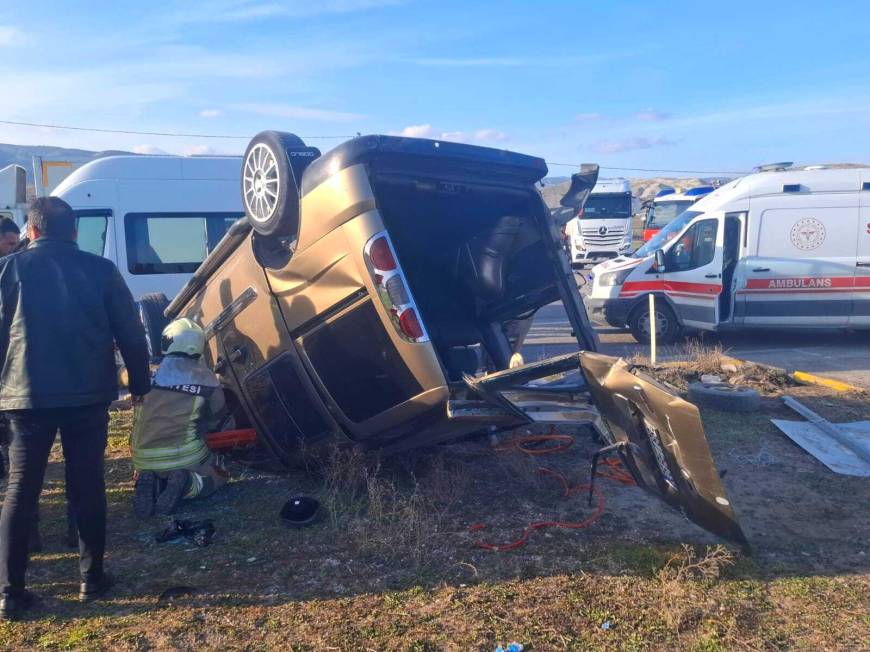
[580,353,747,547]
[456,351,747,547]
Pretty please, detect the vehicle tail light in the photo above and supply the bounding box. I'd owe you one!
[368,236,397,271]
[399,308,424,339]
[363,232,429,343]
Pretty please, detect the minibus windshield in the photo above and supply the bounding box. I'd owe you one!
[646,199,694,228]
[634,210,702,258]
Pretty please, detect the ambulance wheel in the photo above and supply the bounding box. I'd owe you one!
[242,130,305,237]
[628,300,679,345]
[138,293,170,359]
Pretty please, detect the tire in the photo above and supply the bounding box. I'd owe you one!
[241,130,310,237]
[687,382,761,412]
[628,298,679,345]
[138,292,170,359]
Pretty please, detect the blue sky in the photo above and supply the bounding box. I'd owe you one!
[1,1,868,177]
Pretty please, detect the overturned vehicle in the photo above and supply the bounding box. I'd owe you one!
[165,132,746,547]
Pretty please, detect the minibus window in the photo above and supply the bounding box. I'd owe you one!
[125,212,243,274]
[669,219,718,272]
[73,209,111,257]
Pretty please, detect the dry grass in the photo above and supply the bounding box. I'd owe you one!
[0,407,867,650]
[630,342,798,395]
[316,445,456,569]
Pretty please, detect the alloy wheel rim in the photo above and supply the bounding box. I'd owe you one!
[243,143,280,223]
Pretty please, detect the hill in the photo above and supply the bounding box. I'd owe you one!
[0,143,133,184]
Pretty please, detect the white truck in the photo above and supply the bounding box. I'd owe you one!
[587,165,870,343]
[564,178,635,266]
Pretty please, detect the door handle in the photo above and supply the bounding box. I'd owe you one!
[229,346,248,364]
[752,267,770,272]
[857,262,870,268]
[704,273,720,278]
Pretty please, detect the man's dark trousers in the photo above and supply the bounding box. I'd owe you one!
[0,405,109,593]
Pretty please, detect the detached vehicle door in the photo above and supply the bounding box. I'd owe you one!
[580,353,747,546]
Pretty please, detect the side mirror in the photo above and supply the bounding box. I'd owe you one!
[654,249,666,273]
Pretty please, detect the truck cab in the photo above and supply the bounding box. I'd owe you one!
[642,185,714,242]
[565,178,635,266]
[587,165,870,343]
[0,164,27,227]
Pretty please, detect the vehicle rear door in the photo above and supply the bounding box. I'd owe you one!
[579,352,747,546]
[740,192,857,327]
[851,173,870,325]
[660,214,722,330]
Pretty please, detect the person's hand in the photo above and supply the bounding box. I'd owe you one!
[131,394,146,406]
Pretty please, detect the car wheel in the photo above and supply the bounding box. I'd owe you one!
[628,299,679,345]
[241,131,309,238]
[687,382,761,412]
[138,292,170,359]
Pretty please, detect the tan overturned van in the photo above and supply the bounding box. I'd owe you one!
[166,131,747,546]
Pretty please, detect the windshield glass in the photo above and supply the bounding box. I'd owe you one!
[634,210,703,258]
[579,193,632,219]
[646,199,694,228]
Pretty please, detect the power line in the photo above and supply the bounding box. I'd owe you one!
[548,161,747,175]
[0,119,352,140]
[1,118,748,173]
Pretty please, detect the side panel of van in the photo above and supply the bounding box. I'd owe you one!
[737,193,858,327]
[851,173,870,326]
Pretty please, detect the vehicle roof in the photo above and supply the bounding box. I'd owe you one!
[693,166,870,212]
[52,155,242,195]
[300,135,547,195]
[652,191,703,203]
[590,178,631,194]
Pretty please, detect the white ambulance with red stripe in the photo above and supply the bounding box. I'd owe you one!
[586,164,870,343]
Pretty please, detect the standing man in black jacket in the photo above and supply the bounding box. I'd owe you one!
[0,197,151,620]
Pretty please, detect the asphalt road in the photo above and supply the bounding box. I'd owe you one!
[522,300,870,389]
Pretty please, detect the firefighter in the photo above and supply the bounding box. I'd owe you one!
[131,318,229,517]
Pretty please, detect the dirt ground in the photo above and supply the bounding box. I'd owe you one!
[0,374,867,650]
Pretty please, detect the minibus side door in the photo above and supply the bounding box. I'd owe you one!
[659,214,722,330]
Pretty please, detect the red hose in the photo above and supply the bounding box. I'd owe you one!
[470,431,635,551]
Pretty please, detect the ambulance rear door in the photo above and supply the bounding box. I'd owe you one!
[740,191,858,327]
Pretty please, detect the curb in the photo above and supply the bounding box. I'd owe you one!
[790,370,860,393]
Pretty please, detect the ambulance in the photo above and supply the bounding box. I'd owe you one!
[586,165,870,343]
[642,185,715,241]
[564,178,636,266]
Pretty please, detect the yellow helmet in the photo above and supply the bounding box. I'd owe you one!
[161,318,205,358]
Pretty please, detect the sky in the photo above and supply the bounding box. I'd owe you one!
[1,0,869,178]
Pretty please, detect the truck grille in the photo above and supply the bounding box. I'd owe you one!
[579,226,625,248]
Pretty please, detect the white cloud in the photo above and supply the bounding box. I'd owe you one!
[474,128,507,142]
[0,25,25,47]
[234,102,364,123]
[393,124,508,145]
[635,108,670,122]
[199,109,222,118]
[411,51,636,68]
[396,124,439,138]
[183,144,220,156]
[132,144,169,155]
[573,113,604,123]
[171,0,404,23]
[591,136,676,154]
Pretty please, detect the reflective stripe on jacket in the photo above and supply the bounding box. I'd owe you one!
[131,377,225,473]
